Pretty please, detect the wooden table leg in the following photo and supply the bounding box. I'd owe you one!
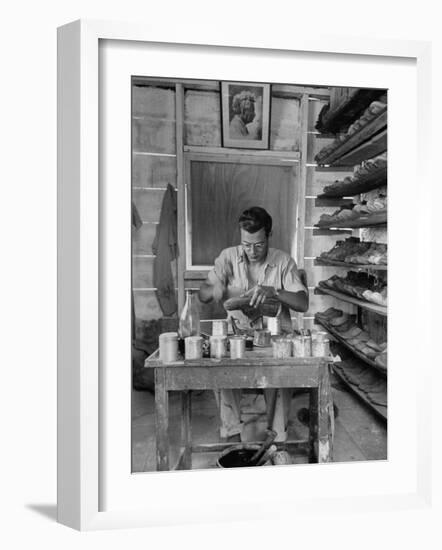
[181,390,192,470]
[155,368,169,471]
[308,388,318,463]
[317,362,334,463]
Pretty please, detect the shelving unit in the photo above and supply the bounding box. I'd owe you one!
[313,87,388,419]
[315,316,386,375]
[314,258,387,271]
[315,88,387,135]
[315,210,387,229]
[333,361,387,421]
[315,108,387,167]
[317,165,387,198]
[315,286,387,316]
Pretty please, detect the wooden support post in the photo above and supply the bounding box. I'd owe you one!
[308,387,319,463]
[181,390,192,469]
[175,83,185,313]
[295,93,309,330]
[154,368,170,471]
[317,362,334,462]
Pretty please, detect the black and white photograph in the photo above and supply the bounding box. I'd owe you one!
[131,78,388,472]
[221,81,271,148]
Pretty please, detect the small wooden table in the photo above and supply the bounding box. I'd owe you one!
[145,348,334,471]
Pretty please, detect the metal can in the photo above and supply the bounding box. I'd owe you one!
[212,320,228,337]
[265,316,281,336]
[184,336,203,360]
[300,329,312,356]
[159,332,179,363]
[253,330,271,347]
[312,337,330,357]
[209,336,227,359]
[229,336,246,359]
[272,337,292,359]
[292,334,310,357]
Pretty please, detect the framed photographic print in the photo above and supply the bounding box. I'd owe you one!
[221,81,271,148]
[57,19,432,531]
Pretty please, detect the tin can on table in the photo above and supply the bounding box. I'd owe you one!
[312,336,330,357]
[292,334,311,357]
[159,332,179,363]
[253,329,271,347]
[184,336,203,360]
[265,316,281,336]
[212,320,228,337]
[272,337,292,359]
[209,335,227,359]
[229,336,246,359]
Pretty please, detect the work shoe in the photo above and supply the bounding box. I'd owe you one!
[224,296,280,319]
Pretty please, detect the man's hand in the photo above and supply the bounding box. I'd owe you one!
[245,285,277,307]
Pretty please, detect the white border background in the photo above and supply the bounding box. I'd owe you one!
[2,0,441,547]
[102,40,418,513]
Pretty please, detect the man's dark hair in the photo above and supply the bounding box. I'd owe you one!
[238,206,272,237]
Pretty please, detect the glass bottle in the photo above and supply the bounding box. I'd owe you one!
[179,290,200,338]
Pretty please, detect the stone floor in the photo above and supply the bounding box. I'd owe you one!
[132,374,387,472]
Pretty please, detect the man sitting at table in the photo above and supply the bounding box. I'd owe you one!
[199,206,309,442]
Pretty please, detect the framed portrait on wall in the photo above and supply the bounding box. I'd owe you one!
[221,81,271,149]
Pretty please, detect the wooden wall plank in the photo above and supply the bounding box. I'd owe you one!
[133,290,164,320]
[270,97,301,151]
[132,189,165,222]
[133,118,176,154]
[132,85,176,118]
[176,83,186,313]
[184,90,221,147]
[132,155,177,188]
[132,224,157,255]
[132,257,154,288]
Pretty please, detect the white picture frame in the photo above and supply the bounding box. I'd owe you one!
[57,19,432,531]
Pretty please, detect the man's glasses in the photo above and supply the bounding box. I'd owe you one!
[242,242,266,251]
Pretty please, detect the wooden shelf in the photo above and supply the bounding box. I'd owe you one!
[315,108,387,166]
[317,165,387,198]
[315,210,387,229]
[332,362,387,421]
[316,88,387,134]
[315,286,387,316]
[314,258,387,271]
[315,316,387,375]
[332,129,387,167]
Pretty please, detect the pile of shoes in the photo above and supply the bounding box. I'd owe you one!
[315,97,387,163]
[316,192,387,227]
[316,308,387,365]
[318,271,387,307]
[322,152,387,196]
[333,357,387,416]
[318,237,387,266]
